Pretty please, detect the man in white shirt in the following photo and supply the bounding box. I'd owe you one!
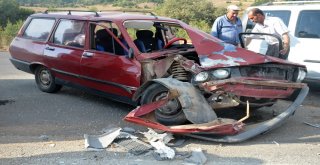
[248,8,290,59]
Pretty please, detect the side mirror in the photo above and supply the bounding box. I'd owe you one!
[127,47,134,59]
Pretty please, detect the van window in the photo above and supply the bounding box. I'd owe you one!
[245,10,291,32]
[22,18,55,41]
[295,10,320,38]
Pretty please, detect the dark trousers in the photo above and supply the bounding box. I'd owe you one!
[266,43,290,59]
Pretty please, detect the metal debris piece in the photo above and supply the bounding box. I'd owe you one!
[141,128,174,144]
[183,148,207,165]
[39,135,49,141]
[303,122,320,128]
[167,138,186,147]
[114,138,153,155]
[84,127,121,149]
[150,140,175,160]
[141,128,175,160]
[122,127,136,134]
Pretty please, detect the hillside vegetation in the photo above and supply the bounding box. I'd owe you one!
[1,0,265,50]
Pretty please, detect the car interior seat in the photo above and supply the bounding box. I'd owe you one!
[134,30,155,53]
[96,28,126,55]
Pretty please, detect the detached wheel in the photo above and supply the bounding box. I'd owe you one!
[141,83,187,126]
[35,66,62,93]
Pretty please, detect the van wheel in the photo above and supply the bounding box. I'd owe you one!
[141,83,187,126]
[35,66,62,93]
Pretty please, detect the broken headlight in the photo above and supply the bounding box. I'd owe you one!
[194,72,209,82]
[211,69,230,79]
[296,68,306,82]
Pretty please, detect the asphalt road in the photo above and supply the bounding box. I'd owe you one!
[0,51,319,164]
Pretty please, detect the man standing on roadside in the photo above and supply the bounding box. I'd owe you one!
[247,8,290,59]
[211,5,243,46]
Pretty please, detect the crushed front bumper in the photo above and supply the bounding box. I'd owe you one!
[124,84,308,142]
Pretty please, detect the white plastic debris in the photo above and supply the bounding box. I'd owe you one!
[150,140,175,160]
[141,128,175,160]
[142,128,174,144]
[84,127,121,149]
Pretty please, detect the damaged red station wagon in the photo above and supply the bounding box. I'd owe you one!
[9,10,309,142]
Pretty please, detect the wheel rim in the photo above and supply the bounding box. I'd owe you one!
[39,69,51,86]
[154,92,181,116]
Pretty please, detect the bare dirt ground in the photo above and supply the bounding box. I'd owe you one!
[0,52,320,164]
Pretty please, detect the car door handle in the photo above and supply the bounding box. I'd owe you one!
[45,47,55,51]
[82,52,94,57]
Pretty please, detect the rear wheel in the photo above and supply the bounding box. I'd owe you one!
[141,83,187,125]
[35,66,62,93]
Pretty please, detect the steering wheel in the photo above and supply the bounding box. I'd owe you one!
[163,37,187,49]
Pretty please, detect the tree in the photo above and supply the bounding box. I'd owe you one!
[0,0,33,28]
[155,0,224,32]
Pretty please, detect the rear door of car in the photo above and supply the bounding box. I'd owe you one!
[10,17,55,65]
[44,19,86,84]
[79,21,140,100]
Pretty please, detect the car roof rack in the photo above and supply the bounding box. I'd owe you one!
[43,9,99,17]
[99,8,157,17]
[263,0,320,6]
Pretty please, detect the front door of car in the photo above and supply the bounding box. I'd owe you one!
[239,32,284,58]
[44,19,86,83]
[80,22,140,100]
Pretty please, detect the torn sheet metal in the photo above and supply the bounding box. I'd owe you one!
[124,97,243,135]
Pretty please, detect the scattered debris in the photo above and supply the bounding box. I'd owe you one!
[141,128,174,144]
[142,128,175,160]
[114,137,152,155]
[272,141,280,146]
[0,99,14,106]
[167,138,186,147]
[122,127,136,134]
[39,135,49,141]
[150,140,175,160]
[183,148,207,165]
[303,122,320,128]
[84,127,121,149]
[49,143,56,147]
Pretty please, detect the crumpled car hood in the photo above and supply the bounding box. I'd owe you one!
[181,22,303,69]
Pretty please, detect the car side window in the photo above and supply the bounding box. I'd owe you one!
[22,18,55,41]
[90,22,127,55]
[295,10,320,39]
[53,20,86,48]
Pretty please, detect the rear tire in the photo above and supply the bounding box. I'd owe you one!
[141,83,187,125]
[35,66,62,93]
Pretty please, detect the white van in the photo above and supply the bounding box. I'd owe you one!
[242,1,320,82]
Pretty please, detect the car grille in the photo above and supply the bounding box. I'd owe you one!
[238,64,296,81]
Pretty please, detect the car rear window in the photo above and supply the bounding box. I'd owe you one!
[22,18,55,41]
[295,10,320,38]
[245,10,291,32]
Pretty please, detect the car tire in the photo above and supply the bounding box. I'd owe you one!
[35,66,62,93]
[141,83,187,126]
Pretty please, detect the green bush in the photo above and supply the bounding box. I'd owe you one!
[0,20,23,50]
